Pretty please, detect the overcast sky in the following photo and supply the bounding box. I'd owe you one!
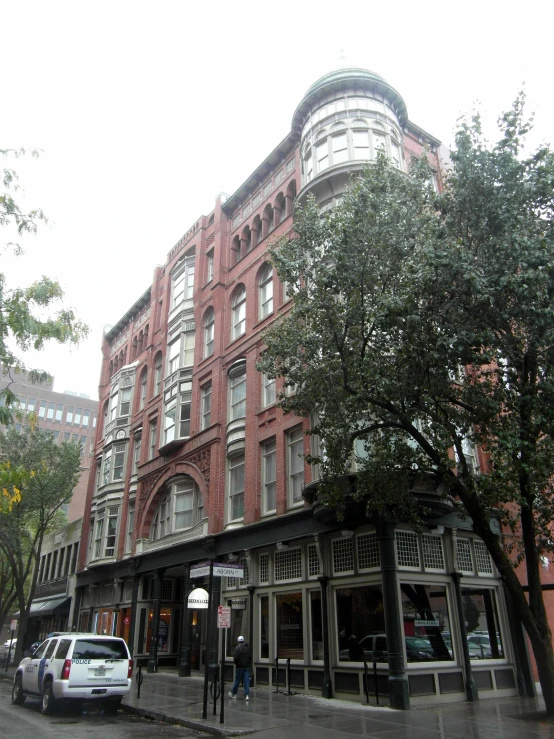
[2,0,552,398]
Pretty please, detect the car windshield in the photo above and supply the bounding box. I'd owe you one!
[72,639,128,660]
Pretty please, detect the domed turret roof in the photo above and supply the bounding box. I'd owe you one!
[292,67,408,132]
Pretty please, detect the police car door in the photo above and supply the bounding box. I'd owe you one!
[21,639,49,694]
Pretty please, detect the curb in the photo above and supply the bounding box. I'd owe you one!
[120,701,255,737]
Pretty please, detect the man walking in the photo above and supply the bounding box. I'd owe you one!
[228,635,251,701]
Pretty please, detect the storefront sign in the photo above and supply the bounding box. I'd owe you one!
[213,563,244,578]
[230,598,247,610]
[217,606,231,628]
[188,587,209,609]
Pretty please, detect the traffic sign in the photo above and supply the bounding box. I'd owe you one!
[190,564,211,579]
[218,606,231,628]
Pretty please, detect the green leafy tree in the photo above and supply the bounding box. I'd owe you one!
[0,148,88,421]
[0,425,81,662]
[258,97,554,712]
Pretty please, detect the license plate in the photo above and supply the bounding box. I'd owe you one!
[95,668,106,676]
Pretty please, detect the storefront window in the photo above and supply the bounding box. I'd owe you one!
[461,587,504,659]
[400,583,453,662]
[260,595,269,659]
[336,585,385,661]
[226,603,249,657]
[147,608,172,653]
[310,590,323,660]
[276,592,303,660]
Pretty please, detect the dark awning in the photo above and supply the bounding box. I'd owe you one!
[14,595,71,618]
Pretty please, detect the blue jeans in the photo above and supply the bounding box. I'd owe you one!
[231,667,250,696]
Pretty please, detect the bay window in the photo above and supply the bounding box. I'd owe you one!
[228,453,245,521]
[151,477,204,540]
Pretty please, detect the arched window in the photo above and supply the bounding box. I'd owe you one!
[231,286,246,340]
[154,352,163,396]
[259,263,273,319]
[274,193,286,225]
[203,308,214,358]
[252,215,262,245]
[139,368,148,410]
[242,225,252,255]
[263,204,274,235]
[132,336,138,360]
[231,235,241,266]
[151,478,204,540]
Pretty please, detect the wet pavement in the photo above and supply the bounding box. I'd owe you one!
[122,669,554,738]
[3,665,554,737]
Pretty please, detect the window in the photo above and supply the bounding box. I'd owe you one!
[183,331,195,367]
[262,373,275,407]
[151,477,203,540]
[104,507,119,557]
[154,353,163,396]
[206,250,214,283]
[288,427,304,505]
[164,401,176,444]
[113,444,125,480]
[229,362,246,421]
[259,264,273,319]
[353,129,370,160]
[337,585,385,662]
[133,434,142,473]
[74,407,82,425]
[109,387,118,421]
[168,336,180,374]
[149,421,157,460]
[303,147,313,183]
[47,402,55,420]
[462,587,504,659]
[231,286,246,339]
[399,583,453,662]
[139,371,147,410]
[94,513,104,558]
[80,435,87,455]
[125,502,135,553]
[201,383,212,430]
[172,256,195,309]
[66,405,74,423]
[332,132,348,164]
[168,332,195,374]
[276,592,303,659]
[180,400,191,438]
[102,448,112,485]
[262,438,276,514]
[204,308,214,358]
[95,458,101,489]
[38,401,46,419]
[316,138,328,173]
[82,409,90,426]
[229,454,245,521]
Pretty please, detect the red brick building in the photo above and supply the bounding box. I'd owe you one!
[75,67,524,708]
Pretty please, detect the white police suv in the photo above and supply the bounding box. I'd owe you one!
[12,633,132,714]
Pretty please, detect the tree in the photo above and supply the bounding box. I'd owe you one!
[0,425,81,662]
[0,149,88,421]
[258,97,554,712]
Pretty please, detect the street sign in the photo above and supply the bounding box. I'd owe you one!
[10,619,17,632]
[190,564,211,579]
[218,606,231,628]
[213,563,244,578]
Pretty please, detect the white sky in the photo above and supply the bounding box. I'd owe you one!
[2,0,553,398]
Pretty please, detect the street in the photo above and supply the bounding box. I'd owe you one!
[0,681,206,739]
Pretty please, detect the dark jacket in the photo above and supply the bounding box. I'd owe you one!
[233,642,251,668]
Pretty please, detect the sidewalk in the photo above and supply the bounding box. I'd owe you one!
[2,664,553,737]
[122,669,554,738]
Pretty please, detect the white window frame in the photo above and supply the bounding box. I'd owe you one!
[206,249,214,283]
[112,444,126,481]
[172,256,195,309]
[262,438,276,515]
[259,264,273,319]
[287,427,305,506]
[204,309,214,358]
[125,501,135,554]
[151,478,204,540]
[201,383,212,430]
[133,434,142,473]
[228,453,245,522]
[262,373,276,407]
[229,363,246,421]
[149,422,157,460]
[232,287,246,339]
[154,354,163,396]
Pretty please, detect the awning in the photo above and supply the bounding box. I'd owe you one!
[14,596,71,618]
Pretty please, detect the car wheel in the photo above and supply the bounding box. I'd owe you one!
[12,674,26,705]
[41,680,56,715]
[103,697,122,715]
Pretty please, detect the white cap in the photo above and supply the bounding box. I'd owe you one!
[238,636,244,642]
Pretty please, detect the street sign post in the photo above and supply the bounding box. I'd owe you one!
[212,563,244,578]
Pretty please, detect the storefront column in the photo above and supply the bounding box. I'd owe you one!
[88,584,97,632]
[127,574,140,658]
[71,586,82,630]
[378,519,410,710]
[147,568,166,673]
[317,575,333,699]
[502,580,534,696]
[206,570,221,680]
[451,571,479,701]
[179,566,192,677]
[247,585,256,687]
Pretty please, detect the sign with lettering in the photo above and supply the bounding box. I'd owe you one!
[414,620,440,628]
[190,563,211,579]
[230,598,247,610]
[217,606,231,628]
[188,587,209,609]
[212,563,244,578]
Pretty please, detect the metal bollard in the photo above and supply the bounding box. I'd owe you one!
[285,658,297,695]
[374,661,379,706]
[364,661,369,704]
[136,663,144,698]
